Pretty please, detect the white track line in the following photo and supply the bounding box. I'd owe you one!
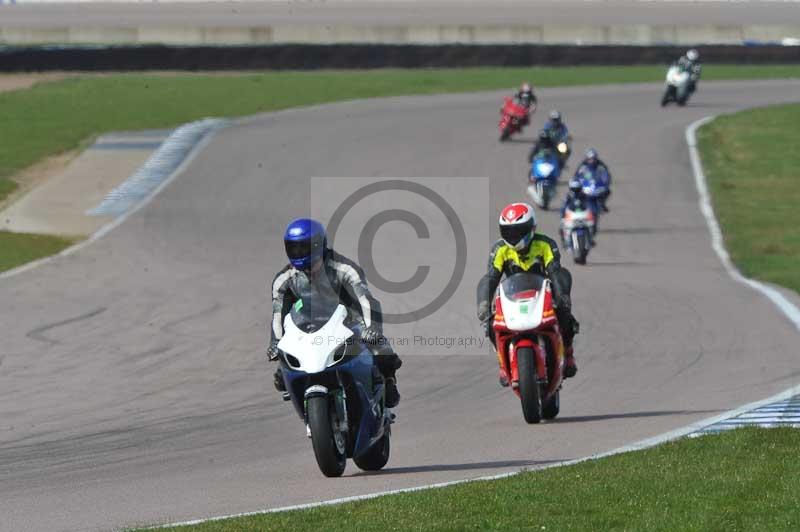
[686,116,800,331]
[151,114,800,530]
[0,120,227,281]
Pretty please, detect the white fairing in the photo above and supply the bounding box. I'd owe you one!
[278,304,354,374]
[499,280,548,332]
[666,65,689,87]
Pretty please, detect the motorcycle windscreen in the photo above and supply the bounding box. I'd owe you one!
[279,301,354,374]
[289,292,340,333]
[499,273,548,332]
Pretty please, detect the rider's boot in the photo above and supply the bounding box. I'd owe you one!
[564,345,578,378]
[498,367,511,387]
[274,368,291,401]
[385,376,400,408]
[563,315,579,378]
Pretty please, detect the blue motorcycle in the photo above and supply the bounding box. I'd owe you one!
[277,296,393,477]
[527,149,562,210]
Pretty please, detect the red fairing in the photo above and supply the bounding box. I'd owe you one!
[492,281,565,402]
[498,97,529,138]
[501,98,528,119]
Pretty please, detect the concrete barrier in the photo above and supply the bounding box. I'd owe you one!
[1,24,800,46]
[1,43,798,72]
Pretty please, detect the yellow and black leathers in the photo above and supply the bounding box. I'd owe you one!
[477,233,577,347]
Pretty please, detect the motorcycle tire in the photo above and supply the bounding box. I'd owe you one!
[308,395,347,477]
[517,347,543,424]
[543,390,560,420]
[661,88,672,107]
[572,231,588,265]
[500,128,511,142]
[353,433,391,471]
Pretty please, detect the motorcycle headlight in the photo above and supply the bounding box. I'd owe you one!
[557,142,568,154]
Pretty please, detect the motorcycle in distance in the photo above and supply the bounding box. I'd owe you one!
[493,272,566,424]
[499,97,534,142]
[527,149,562,210]
[276,295,394,477]
[661,63,691,107]
[561,199,596,265]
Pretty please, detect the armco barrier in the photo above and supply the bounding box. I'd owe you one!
[0,43,799,72]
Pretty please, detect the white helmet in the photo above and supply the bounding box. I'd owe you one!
[686,49,699,61]
[499,202,537,251]
[521,82,532,93]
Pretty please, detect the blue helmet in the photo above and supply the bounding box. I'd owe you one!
[284,218,326,270]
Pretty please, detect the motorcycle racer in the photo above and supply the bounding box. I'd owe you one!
[543,110,569,143]
[268,218,402,407]
[575,148,612,212]
[561,177,599,243]
[528,130,558,163]
[515,82,538,112]
[477,203,580,385]
[677,49,702,93]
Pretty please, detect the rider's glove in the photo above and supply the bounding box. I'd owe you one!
[362,325,384,345]
[477,301,492,324]
[267,340,281,361]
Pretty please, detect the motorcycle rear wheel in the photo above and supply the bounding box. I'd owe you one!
[543,390,560,420]
[517,347,543,424]
[308,395,347,477]
[353,433,391,471]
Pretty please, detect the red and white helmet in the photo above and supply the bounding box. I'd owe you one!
[499,202,536,250]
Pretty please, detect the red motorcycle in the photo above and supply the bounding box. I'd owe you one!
[493,272,565,423]
[498,97,533,142]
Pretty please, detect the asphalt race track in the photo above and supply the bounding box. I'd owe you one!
[3,1,800,28]
[1,80,800,531]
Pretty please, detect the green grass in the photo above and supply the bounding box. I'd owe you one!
[0,177,17,203]
[698,103,800,293]
[136,427,800,532]
[0,231,75,272]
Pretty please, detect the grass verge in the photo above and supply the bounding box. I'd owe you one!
[136,427,800,531]
[0,231,75,273]
[698,103,800,293]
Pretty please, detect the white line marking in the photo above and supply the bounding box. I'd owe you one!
[87,119,226,217]
[0,120,228,281]
[153,387,800,530]
[151,112,800,531]
[686,116,800,332]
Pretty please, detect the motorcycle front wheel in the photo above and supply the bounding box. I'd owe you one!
[308,395,347,477]
[661,87,673,107]
[572,230,588,265]
[517,347,543,424]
